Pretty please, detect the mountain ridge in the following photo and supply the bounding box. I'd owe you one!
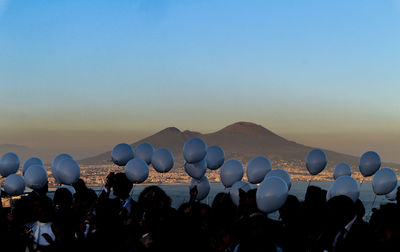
[79,122,400,172]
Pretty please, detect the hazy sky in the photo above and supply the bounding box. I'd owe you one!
[0,0,399,162]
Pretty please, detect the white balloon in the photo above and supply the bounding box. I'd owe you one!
[4,174,25,196]
[359,151,381,177]
[372,168,397,195]
[256,176,288,213]
[56,158,80,185]
[265,169,292,190]
[125,158,149,184]
[220,160,244,188]
[183,138,207,163]
[24,164,48,190]
[0,152,20,177]
[189,176,210,201]
[230,180,252,206]
[306,149,327,175]
[184,159,207,179]
[23,157,43,175]
[134,143,154,165]
[112,143,134,166]
[206,145,225,170]
[246,156,272,184]
[151,148,174,173]
[386,185,398,201]
[52,154,73,181]
[333,163,351,180]
[327,176,359,202]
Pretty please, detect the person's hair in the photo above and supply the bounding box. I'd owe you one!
[54,187,73,208]
[112,173,133,199]
[138,185,171,209]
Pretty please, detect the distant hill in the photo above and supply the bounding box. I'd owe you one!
[79,122,400,172]
[0,144,35,161]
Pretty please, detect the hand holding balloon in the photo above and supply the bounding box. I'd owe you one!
[189,176,210,201]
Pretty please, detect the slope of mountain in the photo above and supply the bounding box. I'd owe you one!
[79,122,400,171]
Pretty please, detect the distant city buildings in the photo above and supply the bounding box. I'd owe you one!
[44,160,368,187]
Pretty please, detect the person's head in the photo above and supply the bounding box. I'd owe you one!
[54,187,73,210]
[237,189,258,216]
[33,181,49,197]
[138,185,171,210]
[279,194,300,222]
[211,192,235,215]
[305,185,323,205]
[33,196,54,223]
[73,179,97,211]
[112,173,133,199]
[73,179,88,193]
[327,195,355,229]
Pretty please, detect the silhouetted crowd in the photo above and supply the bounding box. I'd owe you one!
[1,172,400,252]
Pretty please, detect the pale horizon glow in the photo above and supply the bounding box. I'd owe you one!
[0,0,399,162]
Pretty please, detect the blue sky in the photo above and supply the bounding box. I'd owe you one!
[0,0,399,161]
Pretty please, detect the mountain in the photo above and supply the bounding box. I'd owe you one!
[79,122,400,171]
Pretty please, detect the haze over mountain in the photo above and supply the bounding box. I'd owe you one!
[0,144,35,162]
[80,122,400,172]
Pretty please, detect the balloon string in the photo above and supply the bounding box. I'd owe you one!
[98,177,106,196]
[130,184,136,198]
[371,194,377,208]
[158,173,164,185]
[368,194,377,219]
[307,175,313,188]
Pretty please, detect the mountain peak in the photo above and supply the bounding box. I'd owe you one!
[159,127,181,134]
[217,121,277,136]
[157,127,182,135]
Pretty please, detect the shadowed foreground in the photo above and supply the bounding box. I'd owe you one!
[1,173,399,252]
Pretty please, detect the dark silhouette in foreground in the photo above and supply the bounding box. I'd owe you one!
[0,173,399,252]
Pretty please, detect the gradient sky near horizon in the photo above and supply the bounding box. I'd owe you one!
[0,0,399,162]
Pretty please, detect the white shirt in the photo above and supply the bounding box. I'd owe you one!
[31,221,55,246]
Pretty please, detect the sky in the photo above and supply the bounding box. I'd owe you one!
[0,0,399,162]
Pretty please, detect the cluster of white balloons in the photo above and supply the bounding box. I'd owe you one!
[183,138,225,201]
[358,151,398,198]
[0,152,81,196]
[2,142,396,216]
[51,154,80,185]
[218,151,294,212]
[0,153,25,196]
[326,150,398,203]
[252,159,292,213]
[112,142,174,185]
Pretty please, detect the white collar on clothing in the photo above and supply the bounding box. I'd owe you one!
[344,216,357,232]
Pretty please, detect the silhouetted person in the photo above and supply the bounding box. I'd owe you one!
[94,172,136,251]
[279,194,306,252]
[317,195,371,252]
[370,203,400,251]
[53,188,75,251]
[300,185,327,250]
[136,185,176,251]
[26,195,56,251]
